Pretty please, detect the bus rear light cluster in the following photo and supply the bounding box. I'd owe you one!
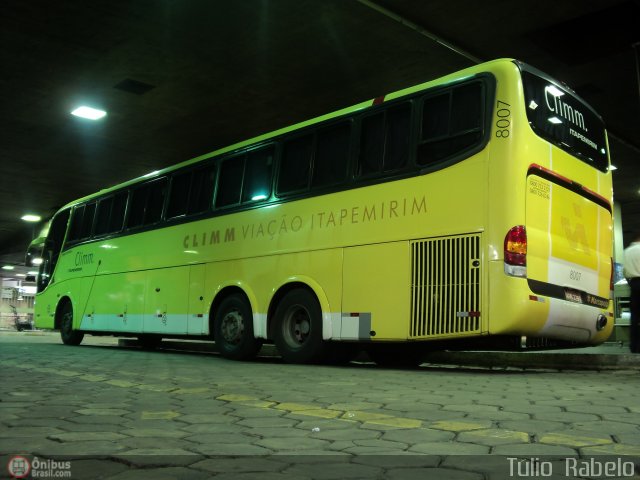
[504,225,527,278]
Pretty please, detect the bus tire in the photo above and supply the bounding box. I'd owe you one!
[273,288,325,364]
[59,301,84,346]
[213,293,262,360]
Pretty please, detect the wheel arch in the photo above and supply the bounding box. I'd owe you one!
[54,296,73,330]
[267,276,331,340]
[208,284,257,339]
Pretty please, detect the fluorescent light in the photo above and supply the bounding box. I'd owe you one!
[71,106,107,120]
[27,271,39,275]
[2,266,15,271]
[16,273,26,277]
[548,117,563,124]
[251,194,268,201]
[32,258,43,265]
[21,214,41,222]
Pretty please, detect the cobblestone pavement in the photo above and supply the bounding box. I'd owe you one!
[1,331,639,479]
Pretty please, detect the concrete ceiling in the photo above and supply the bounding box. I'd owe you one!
[1,0,639,280]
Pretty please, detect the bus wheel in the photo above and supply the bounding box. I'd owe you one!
[273,288,325,364]
[213,294,262,360]
[59,302,84,346]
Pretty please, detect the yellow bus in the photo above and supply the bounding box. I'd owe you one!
[34,59,614,364]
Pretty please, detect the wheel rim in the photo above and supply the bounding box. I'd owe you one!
[282,305,311,348]
[221,310,244,345]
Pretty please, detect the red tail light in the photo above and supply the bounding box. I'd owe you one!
[504,226,527,266]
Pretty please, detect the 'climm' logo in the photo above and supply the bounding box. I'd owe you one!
[544,85,586,131]
[75,251,94,266]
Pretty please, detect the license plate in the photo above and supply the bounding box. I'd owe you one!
[564,289,583,303]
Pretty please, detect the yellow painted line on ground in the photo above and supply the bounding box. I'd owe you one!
[8,362,431,430]
[366,417,423,428]
[581,444,640,455]
[461,428,529,443]
[104,379,138,388]
[273,402,323,412]
[141,411,181,420]
[292,409,343,419]
[79,374,108,382]
[216,395,423,429]
[135,383,176,392]
[429,420,490,431]
[539,432,613,447]
[340,411,393,422]
[171,387,211,395]
[216,394,255,402]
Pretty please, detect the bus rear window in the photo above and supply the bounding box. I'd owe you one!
[521,69,608,172]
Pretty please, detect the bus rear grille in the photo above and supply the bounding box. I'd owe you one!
[410,234,482,338]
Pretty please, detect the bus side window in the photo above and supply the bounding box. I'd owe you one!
[67,205,85,242]
[188,164,216,214]
[242,147,273,203]
[95,192,127,236]
[167,171,192,219]
[94,197,114,236]
[144,179,167,225]
[358,113,385,176]
[417,82,483,166]
[313,122,350,188]
[384,103,411,171]
[216,156,244,208]
[278,134,313,195]
[67,203,96,242]
[108,192,127,233]
[357,103,411,177]
[79,203,96,240]
[126,179,167,228]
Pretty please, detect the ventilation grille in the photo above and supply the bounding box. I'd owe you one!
[410,234,482,338]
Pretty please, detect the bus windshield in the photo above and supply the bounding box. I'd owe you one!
[520,65,608,172]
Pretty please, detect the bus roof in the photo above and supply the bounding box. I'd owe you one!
[60,58,517,211]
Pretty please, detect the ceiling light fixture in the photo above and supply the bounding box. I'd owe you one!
[21,214,41,222]
[71,106,107,120]
[2,266,15,271]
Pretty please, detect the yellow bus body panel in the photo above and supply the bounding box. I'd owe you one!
[35,59,614,348]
